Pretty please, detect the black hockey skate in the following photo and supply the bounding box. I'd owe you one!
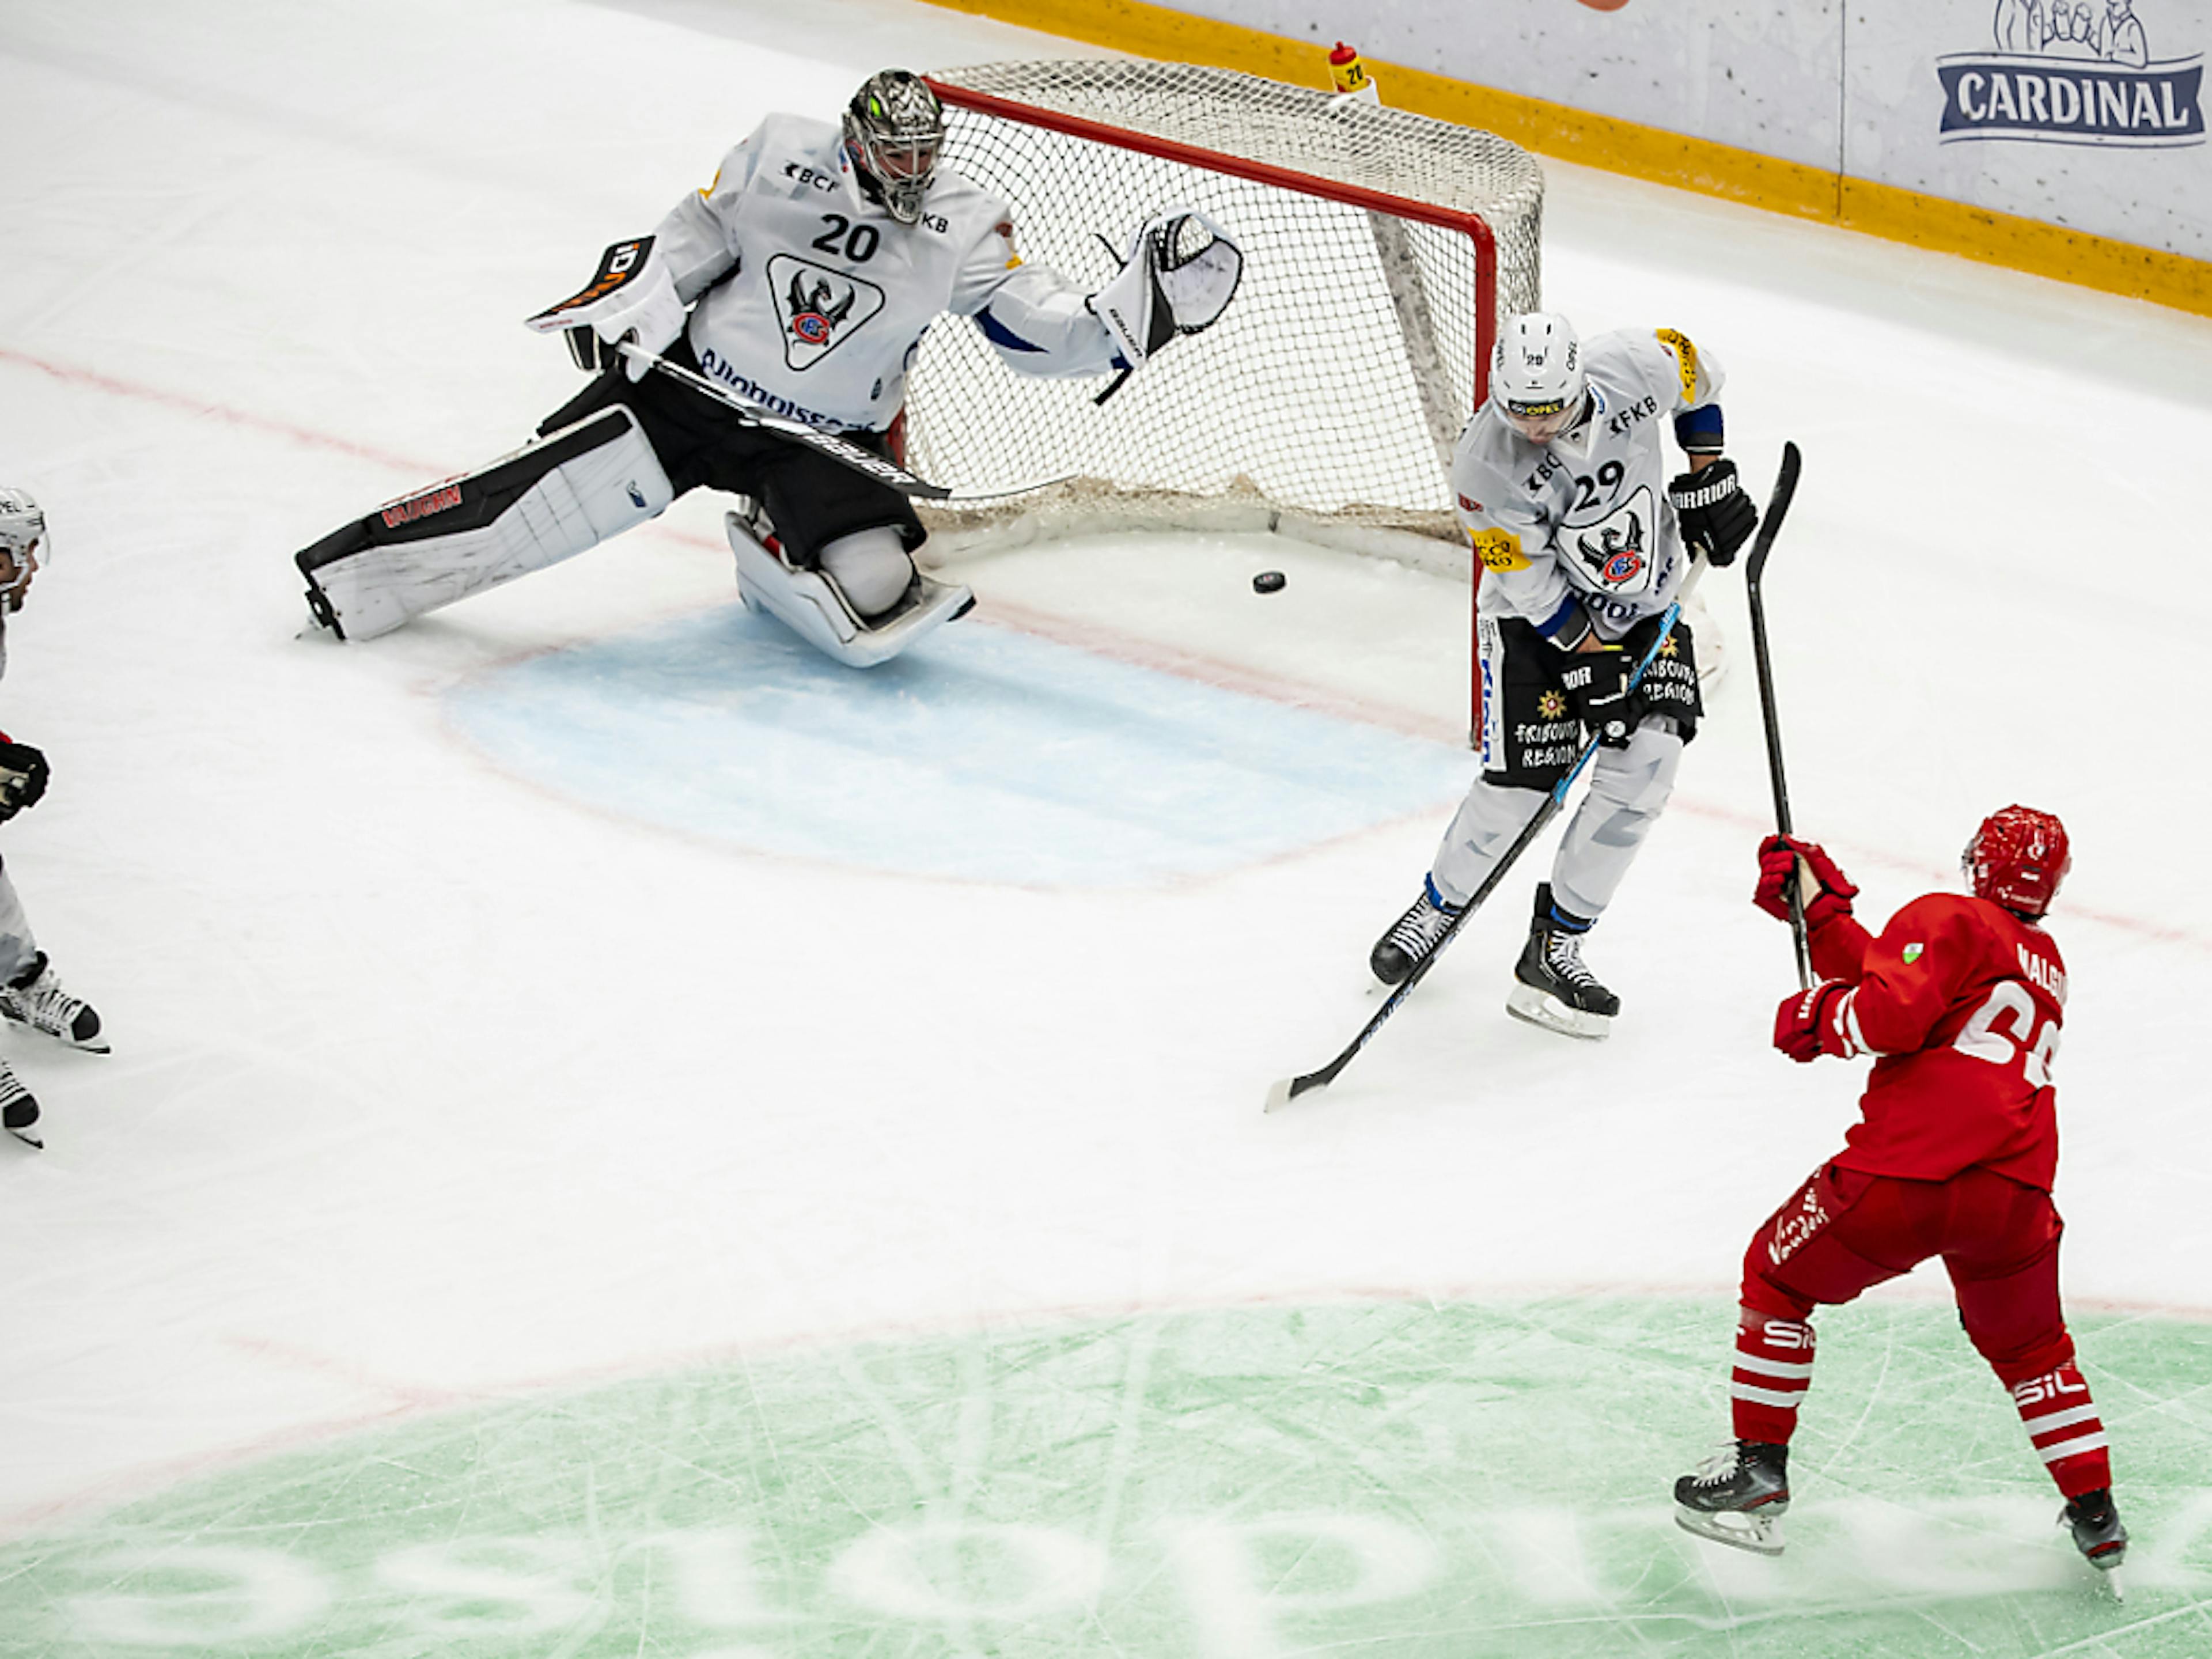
[0,952,105,1052]
[1674,1440,1790,1556]
[1369,879,1461,986]
[0,1057,40,1150]
[2062,1488,2127,1591]
[1506,883,1619,1040]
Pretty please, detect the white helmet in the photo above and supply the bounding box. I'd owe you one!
[0,487,40,556]
[1491,312,1586,443]
[0,488,44,612]
[0,486,41,619]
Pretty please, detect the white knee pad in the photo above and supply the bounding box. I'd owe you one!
[297,406,674,640]
[817,527,916,619]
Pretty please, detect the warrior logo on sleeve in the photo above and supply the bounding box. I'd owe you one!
[766,255,887,371]
[1570,484,1660,594]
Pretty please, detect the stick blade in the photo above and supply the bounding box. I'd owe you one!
[1743,440,1802,586]
[1263,1073,1324,1113]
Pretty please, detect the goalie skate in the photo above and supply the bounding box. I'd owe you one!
[1673,1441,1789,1557]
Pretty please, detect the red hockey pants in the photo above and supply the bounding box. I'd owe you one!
[1730,1161,2111,1497]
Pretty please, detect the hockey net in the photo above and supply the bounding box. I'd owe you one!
[907,60,1544,567]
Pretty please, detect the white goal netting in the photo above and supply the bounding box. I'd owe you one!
[907,60,1544,554]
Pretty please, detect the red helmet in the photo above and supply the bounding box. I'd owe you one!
[1962,805,2070,917]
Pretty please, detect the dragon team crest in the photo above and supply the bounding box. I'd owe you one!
[765,254,886,371]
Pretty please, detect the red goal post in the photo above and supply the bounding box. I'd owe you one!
[904,61,1545,741]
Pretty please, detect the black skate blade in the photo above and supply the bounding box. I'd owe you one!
[1675,1505,1784,1556]
[7,1126,43,1150]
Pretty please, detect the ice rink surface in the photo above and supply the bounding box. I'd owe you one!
[2,1,2210,1653]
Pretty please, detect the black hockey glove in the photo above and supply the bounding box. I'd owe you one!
[1560,649,1634,748]
[1616,613,1700,737]
[1669,459,1758,567]
[0,740,48,820]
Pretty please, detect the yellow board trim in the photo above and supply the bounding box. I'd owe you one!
[922,0,2212,318]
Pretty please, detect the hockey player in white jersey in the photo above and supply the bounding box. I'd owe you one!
[294,71,1241,666]
[1366,313,1759,1038]
[0,489,110,1150]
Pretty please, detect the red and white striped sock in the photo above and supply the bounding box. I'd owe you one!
[1730,1308,1816,1445]
[2009,1362,2112,1497]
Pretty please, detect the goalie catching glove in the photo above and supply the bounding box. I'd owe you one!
[526,237,687,381]
[1087,208,1243,369]
[1668,458,1757,566]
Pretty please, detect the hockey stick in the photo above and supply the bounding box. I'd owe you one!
[1264,445,1802,1111]
[1743,441,1812,990]
[615,343,954,501]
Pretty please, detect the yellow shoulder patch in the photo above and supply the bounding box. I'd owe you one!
[700,165,723,200]
[1654,328,1700,403]
[1469,527,1529,573]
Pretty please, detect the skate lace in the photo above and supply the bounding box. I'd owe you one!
[1542,928,1602,988]
[1387,899,1456,955]
[7,971,81,1034]
[0,1062,29,1109]
[1688,1444,1744,1488]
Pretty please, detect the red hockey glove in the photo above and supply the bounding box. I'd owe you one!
[1754,835,1857,929]
[1772,980,1859,1063]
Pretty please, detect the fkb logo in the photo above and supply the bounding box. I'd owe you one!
[1937,0,2203,146]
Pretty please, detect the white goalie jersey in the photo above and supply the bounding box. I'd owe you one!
[649,113,1121,434]
[1454,328,1725,645]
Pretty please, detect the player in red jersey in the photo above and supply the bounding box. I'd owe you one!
[1672,806,2126,1585]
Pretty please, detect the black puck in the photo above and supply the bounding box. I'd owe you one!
[1252,570,1286,593]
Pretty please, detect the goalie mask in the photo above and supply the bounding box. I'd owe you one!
[842,70,944,226]
[1962,805,2070,918]
[1492,312,1587,444]
[0,487,44,613]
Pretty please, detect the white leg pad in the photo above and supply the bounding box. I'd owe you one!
[726,513,972,668]
[300,407,673,639]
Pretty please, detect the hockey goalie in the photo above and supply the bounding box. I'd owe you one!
[293,70,1242,667]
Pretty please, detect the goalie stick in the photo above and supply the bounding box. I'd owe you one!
[1264,444,1803,1112]
[1744,441,1812,990]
